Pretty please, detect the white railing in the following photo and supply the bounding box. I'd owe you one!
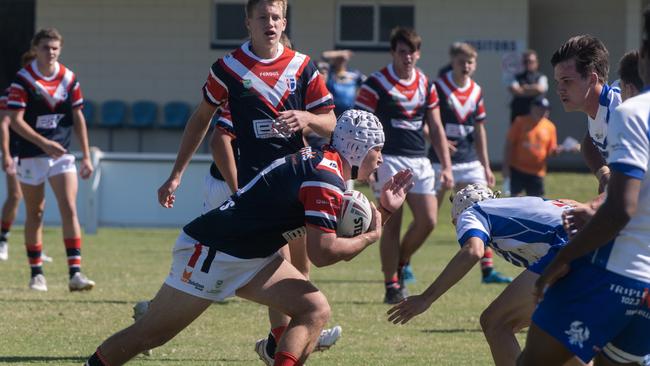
[3,148,213,234]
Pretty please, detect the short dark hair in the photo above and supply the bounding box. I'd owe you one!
[618,50,643,91]
[246,0,287,18]
[551,35,609,83]
[389,27,421,52]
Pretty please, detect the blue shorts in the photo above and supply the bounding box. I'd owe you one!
[528,246,560,275]
[531,261,650,364]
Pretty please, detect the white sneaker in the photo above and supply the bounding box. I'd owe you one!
[314,325,342,351]
[41,251,53,263]
[0,240,7,261]
[29,274,48,291]
[254,338,274,366]
[68,272,95,291]
[132,300,153,356]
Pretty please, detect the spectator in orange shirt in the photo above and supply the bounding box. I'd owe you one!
[503,97,576,196]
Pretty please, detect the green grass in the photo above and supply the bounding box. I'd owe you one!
[0,172,596,365]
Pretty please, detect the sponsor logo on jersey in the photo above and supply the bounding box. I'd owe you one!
[286,77,297,92]
[564,321,590,349]
[260,71,280,77]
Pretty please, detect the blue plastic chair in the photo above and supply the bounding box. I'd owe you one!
[100,100,127,128]
[131,100,157,128]
[81,100,96,126]
[162,101,191,129]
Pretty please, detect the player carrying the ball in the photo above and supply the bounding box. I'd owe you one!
[83,109,413,366]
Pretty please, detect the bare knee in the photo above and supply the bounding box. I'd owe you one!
[296,293,331,329]
[480,306,505,336]
[25,206,44,222]
[414,215,436,233]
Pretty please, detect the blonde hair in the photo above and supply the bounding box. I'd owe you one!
[449,42,477,59]
[246,0,287,18]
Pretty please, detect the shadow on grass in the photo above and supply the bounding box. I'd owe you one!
[0,356,87,363]
[0,356,245,363]
[0,298,131,305]
[421,328,483,334]
[315,279,382,284]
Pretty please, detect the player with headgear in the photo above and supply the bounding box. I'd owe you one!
[388,184,591,365]
[84,109,414,366]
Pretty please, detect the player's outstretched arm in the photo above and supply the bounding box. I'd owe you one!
[158,100,217,208]
[378,169,414,224]
[306,203,382,267]
[387,237,485,324]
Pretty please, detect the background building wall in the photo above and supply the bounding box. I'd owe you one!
[35,0,642,167]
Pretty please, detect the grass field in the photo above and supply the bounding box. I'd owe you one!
[0,173,597,365]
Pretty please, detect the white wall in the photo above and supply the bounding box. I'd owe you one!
[1,153,213,231]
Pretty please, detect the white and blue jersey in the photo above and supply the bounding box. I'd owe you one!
[531,88,650,365]
[456,197,570,268]
[594,88,650,283]
[587,82,622,159]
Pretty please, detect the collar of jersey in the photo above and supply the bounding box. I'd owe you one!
[30,60,60,82]
[241,41,285,64]
[387,63,417,86]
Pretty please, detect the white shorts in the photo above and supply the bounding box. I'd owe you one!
[433,160,486,191]
[17,154,77,186]
[165,231,280,302]
[202,173,233,214]
[373,155,435,197]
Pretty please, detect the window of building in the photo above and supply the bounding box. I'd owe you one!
[336,3,414,50]
[211,1,291,49]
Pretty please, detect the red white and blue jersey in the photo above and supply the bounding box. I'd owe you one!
[7,60,83,158]
[183,147,346,259]
[597,89,650,283]
[587,82,622,160]
[457,197,570,268]
[203,41,334,185]
[429,71,486,164]
[209,105,238,181]
[355,64,438,157]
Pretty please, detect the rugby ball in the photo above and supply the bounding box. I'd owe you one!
[337,190,373,237]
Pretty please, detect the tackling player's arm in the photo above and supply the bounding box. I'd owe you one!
[210,127,238,192]
[305,204,382,267]
[158,100,217,207]
[387,236,485,324]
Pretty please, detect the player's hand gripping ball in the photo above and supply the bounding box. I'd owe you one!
[337,190,373,237]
